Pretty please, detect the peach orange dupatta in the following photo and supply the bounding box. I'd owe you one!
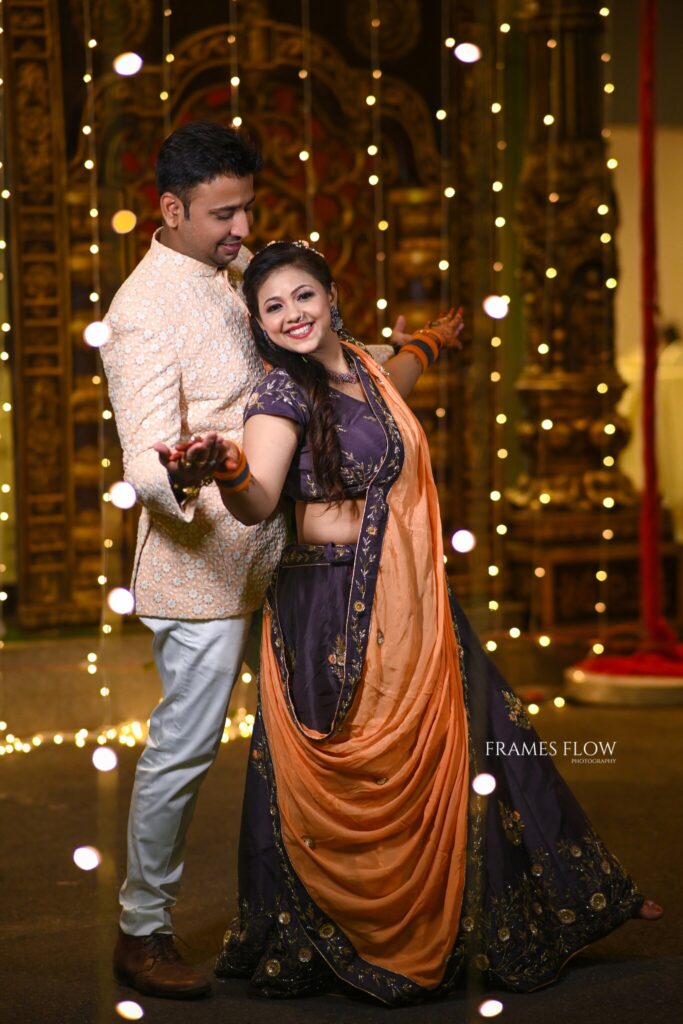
[259,345,469,989]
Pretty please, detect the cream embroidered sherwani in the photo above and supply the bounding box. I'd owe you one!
[102,232,286,619]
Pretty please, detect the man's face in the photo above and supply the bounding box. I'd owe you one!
[161,174,255,268]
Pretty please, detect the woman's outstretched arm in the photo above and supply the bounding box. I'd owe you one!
[213,414,299,525]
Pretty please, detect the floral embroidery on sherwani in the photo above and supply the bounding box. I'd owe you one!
[101,232,286,618]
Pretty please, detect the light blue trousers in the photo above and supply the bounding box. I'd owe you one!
[120,614,255,935]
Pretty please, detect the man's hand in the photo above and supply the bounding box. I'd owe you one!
[390,315,414,348]
[155,431,231,487]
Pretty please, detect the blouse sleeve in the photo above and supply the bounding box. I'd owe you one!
[243,369,310,428]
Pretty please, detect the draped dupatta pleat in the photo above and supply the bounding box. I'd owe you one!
[259,345,470,991]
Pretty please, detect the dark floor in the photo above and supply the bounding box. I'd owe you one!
[0,638,681,1024]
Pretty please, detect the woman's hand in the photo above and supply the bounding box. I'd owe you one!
[155,431,230,487]
[424,307,465,350]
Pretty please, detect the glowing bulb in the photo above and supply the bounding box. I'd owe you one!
[376,297,387,310]
[597,203,609,215]
[483,295,509,319]
[83,321,112,348]
[73,846,101,871]
[538,343,550,355]
[112,209,137,234]
[366,95,376,106]
[607,157,618,169]
[435,407,446,418]
[472,773,496,795]
[445,36,455,47]
[113,52,143,76]
[492,180,503,192]
[496,524,507,535]
[546,267,557,279]
[479,999,504,1019]
[490,490,501,502]
[593,642,605,654]
[368,174,379,186]
[444,186,456,198]
[596,570,608,582]
[528,703,540,715]
[491,102,502,114]
[496,413,507,424]
[606,277,617,289]
[553,697,566,708]
[93,747,118,772]
[488,565,500,577]
[603,455,615,467]
[367,144,378,156]
[439,259,450,271]
[535,567,546,578]
[451,530,476,553]
[489,600,499,611]
[603,496,615,509]
[600,6,610,14]
[298,149,310,162]
[491,336,502,347]
[82,125,92,135]
[538,635,551,647]
[495,216,506,227]
[541,418,553,430]
[604,423,616,435]
[436,109,447,120]
[165,53,175,63]
[241,672,253,683]
[543,114,555,125]
[539,492,551,504]
[115,1001,144,1021]
[110,481,137,509]
[499,22,511,33]
[549,192,559,202]
[232,116,242,127]
[230,75,240,87]
[89,291,99,303]
[486,640,498,652]
[454,42,482,63]
[382,326,393,338]
[509,627,521,638]
[107,588,135,615]
[378,219,389,231]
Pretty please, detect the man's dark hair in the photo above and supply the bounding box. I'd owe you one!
[156,120,261,214]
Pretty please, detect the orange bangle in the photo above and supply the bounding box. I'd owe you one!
[214,450,252,492]
[400,343,429,372]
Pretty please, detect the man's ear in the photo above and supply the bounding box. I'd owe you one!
[160,192,185,228]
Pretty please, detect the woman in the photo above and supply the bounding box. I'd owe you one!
[178,241,661,1005]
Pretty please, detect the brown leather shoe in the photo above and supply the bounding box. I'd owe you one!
[113,927,211,999]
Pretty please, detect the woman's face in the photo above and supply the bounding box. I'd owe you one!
[256,266,338,357]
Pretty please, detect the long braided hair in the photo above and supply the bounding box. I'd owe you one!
[242,242,351,502]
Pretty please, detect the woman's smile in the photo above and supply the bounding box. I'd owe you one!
[285,321,315,339]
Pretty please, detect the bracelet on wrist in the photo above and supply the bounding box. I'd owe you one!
[214,450,252,493]
[400,330,442,372]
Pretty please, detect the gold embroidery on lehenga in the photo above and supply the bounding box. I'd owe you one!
[501,690,533,730]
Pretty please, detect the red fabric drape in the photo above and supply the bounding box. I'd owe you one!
[638,0,676,648]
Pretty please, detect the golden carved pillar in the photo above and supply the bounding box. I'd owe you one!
[5,0,81,626]
[507,0,680,633]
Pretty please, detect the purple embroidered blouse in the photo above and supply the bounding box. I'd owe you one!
[243,368,387,502]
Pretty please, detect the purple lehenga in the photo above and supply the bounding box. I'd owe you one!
[215,351,643,1006]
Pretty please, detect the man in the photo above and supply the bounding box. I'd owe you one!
[102,121,287,999]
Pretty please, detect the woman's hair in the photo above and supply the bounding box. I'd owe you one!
[242,242,348,502]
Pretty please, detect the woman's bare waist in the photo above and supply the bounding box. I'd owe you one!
[295,497,365,545]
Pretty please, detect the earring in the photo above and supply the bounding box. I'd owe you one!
[330,305,344,334]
